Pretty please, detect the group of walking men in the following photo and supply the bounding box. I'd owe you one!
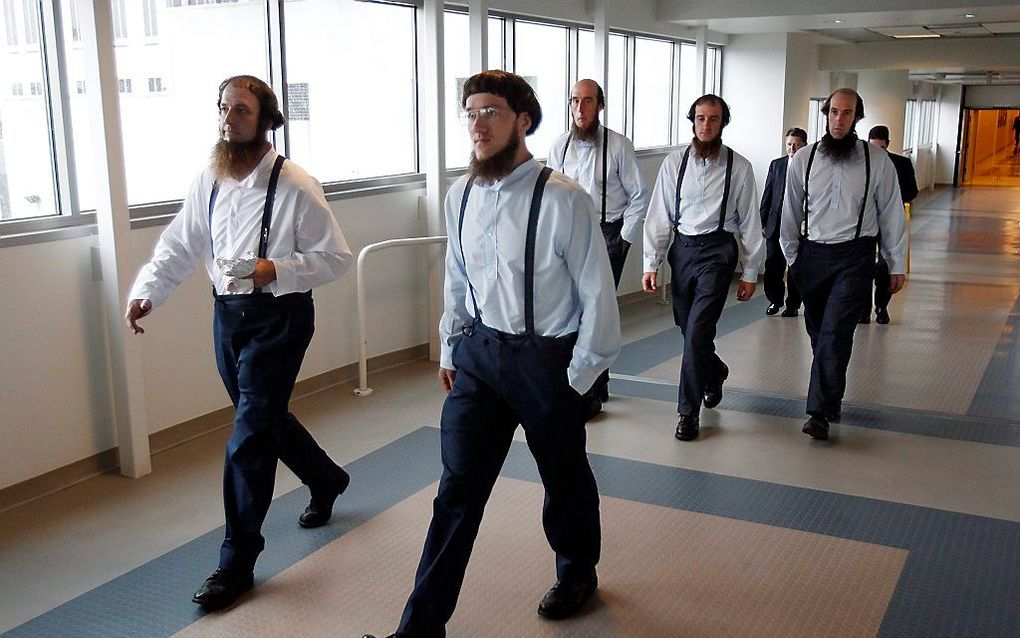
[124,72,909,637]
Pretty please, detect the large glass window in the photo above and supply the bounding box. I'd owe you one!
[632,37,672,148]
[903,99,917,151]
[283,0,416,182]
[576,30,627,135]
[0,0,57,220]
[808,98,826,142]
[62,0,268,209]
[513,20,568,159]
[444,11,506,168]
[677,43,699,121]
[919,99,935,146]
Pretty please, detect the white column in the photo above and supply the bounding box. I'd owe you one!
[469,0,489,73]
[423,0,448,362]
[80,0,151,478]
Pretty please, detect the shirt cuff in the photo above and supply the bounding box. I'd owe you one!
[272,259,297,295]
[740,267,759,282]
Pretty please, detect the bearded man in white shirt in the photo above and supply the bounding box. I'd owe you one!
[124,75,354,609]
[547,79,649,418]
[642,95,765,443]
[363,70,619,638]
[780,88,907,441]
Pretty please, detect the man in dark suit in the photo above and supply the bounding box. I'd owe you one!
[760,127,807,317]
[864,125,917,325]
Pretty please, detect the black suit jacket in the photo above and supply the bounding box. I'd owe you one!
[887,152,918,203]
[759,155,788,240]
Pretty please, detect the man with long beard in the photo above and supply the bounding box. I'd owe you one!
[781,88,907,441]
[125,75,353,608]
[363,71,619,638]
[546,79,648,419]
[642,94,764,442]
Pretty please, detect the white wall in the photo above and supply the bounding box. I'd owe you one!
[935,84,962,184]
[857,70,909,153]
[782,32,830,135]
[964,84,1020,109]
[721,33,789,194]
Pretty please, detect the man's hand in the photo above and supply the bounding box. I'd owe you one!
[736,281,756,302]
[242,258,277,287]
[888,274,905,295]
[642,272,657,293]
[125,299,152,334]
[438,367,457,393]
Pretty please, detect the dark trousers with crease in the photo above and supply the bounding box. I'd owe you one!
[213,291,345,574]
[398,323,601,638]
[865,254,893,316]
[668,230,737,418]
[587,219,629,401]
[790,238,876,418]
[763,236,801,309]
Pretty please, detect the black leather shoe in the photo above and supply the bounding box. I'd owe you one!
[802,415,830,441]
[703,362,729,409]
[781,306,799,317]
[765,303,781,316]
[191,568,254,609]
[675,414,700,441]
[299,469,351,528]
[537,571,598,620]
[875,307,890,325]
[584,395,603,422]
[858,314,871,324]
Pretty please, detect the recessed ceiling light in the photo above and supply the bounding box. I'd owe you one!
[832,19,845,24]
[961,13,976,18]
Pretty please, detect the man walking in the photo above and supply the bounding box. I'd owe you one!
[126,75,353,609]
[643,94,764,442]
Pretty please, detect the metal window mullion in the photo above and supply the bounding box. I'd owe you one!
[668,41,677,145]
[626,35,634,140]
[266,0,288,157]
[507,17,516,73]
[411,7,421,172]
[39,0,78,218]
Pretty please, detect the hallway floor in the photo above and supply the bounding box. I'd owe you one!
[1,186,1018,638]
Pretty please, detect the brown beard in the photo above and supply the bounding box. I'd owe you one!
[211,133,270,181]
[469,128,521,183]
[691,135,722,160]
[819,131,859,163]
[570,119,600,142]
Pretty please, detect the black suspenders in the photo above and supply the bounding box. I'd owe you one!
[208,154,287,294]
[560,126,610,223]
[457,166,554,336]
[801,141,871,241]
[671,145,733,233]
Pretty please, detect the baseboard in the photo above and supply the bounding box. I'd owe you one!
[0,343,430,513]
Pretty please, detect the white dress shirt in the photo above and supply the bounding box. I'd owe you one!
[642,144,765,282]
[780,141,907,273]
[546,124,650,244]
[129,149,353,307]
[440,158,621,394]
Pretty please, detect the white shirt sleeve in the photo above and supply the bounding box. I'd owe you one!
[617,135,650,245]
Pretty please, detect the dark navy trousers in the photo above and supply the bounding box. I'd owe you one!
[791,238,877,418]
[868,254,893,314]
[212,291,345,574]
[398,323,601,637]
[763,236,801,309]
[668,230,737,417]
[587,219,629,401]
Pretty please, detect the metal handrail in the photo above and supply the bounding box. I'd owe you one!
[354,235,448,396]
